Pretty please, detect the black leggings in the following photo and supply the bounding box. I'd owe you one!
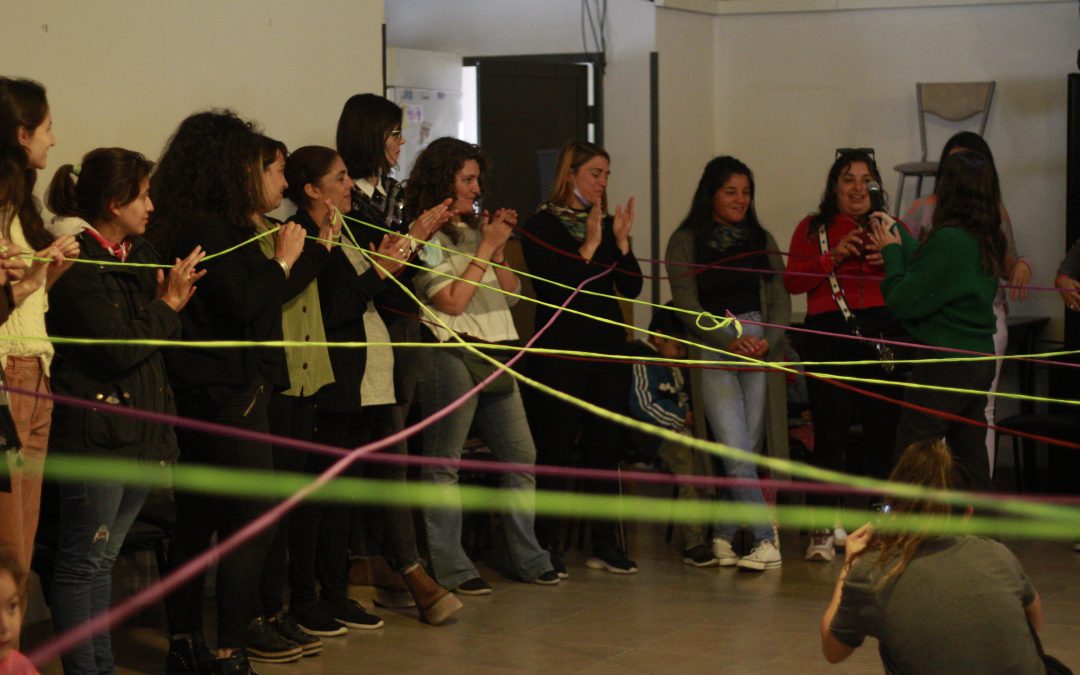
[168,379,276,649]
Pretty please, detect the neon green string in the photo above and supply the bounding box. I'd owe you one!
[26,454,1080,540]
[21,226,281,269]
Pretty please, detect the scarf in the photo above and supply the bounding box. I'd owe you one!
[539,201,591,242]
[706,221,755,257]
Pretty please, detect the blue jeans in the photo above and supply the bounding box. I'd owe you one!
[51,477,149,674]
[420,348,552,588]
[700,311,772,546]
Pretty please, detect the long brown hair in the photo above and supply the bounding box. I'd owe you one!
[547,140,610,213]
[46,148,153,224]
[0,77,54,249]
[852,439,970,588]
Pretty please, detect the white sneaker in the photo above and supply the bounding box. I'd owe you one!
[737,540,782,571]
[806,530,836,562]
[712,537,739,567]
[833,526,848,549]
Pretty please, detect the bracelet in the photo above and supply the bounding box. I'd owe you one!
[272,256,291,279]
[492,256,506,266]
[1056,273,1072,286]
[467,260,488,274]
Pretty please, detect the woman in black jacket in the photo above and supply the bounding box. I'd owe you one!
[521,140,642,575]
[148,111,307,675]
[284,146,460,627]
[44,147,203,674]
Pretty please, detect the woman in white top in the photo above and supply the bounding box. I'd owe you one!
[0,77,78,574]
[412,137,557,595]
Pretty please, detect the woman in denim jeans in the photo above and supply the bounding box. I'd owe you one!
[45,148,204,673]
[665,156,790,572]
[410,138,557,595]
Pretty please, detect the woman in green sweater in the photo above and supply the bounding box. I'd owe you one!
[869,151,1004,490]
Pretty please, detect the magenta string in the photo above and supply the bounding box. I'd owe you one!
[25,264,615,667]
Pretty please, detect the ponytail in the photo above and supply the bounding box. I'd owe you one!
[45,163,81,218]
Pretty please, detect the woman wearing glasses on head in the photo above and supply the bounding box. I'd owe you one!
[784,149,908,564]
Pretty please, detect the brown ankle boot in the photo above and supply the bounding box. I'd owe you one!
[402,565,462,625]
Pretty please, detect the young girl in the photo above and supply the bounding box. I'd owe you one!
[0,77,79,574]
[44,147,204,674]
[869,151,1004,491]
[0,546,39,674]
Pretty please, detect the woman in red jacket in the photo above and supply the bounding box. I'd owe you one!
[784,149,904,563]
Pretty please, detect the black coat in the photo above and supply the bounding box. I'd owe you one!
[46,233,180,461]
[290,208,387,413]
[162,216,327,403]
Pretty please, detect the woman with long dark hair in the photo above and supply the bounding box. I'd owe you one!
[0,76,78,578]
[150,110,307,675]
[784,150,904,563]
[411,137,558,595]
[902,131,1029,478]
[45,147,203,673]
[521,140,642,576]
[869,151,1005,491]
[665,156,790,571]
[822,439,1044,672]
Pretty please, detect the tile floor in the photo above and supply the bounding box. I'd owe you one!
[24,508,1080,674]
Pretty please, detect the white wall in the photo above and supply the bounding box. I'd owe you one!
[387,0,657,324]
[2,0,384,217]
[704,2,1076,330]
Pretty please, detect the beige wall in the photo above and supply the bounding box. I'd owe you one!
[703,1,1076,328]
[1,0,384,218]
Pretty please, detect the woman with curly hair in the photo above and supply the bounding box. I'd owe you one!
[149,110,307,675]
[0,76,78,578]
[869,151,1005,491]
[411,137,557,595]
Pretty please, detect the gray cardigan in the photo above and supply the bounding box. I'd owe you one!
[665,227,792,474]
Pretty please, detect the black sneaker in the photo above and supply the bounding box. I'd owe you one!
[246,616,302,664]
[165,634,213,674]
[683,543,720,568]
[331,598,384,630]
[210,649,258,675]
[453,577,493,595]
[548,549,569,579]
[586,548,638,575]
[272,613,321,657]
[533,569,560,585]
[291,601,348,637]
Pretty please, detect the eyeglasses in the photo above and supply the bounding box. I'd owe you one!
[835,147,875,161]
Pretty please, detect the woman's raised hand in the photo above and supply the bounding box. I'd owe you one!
[613,196,635,254]
[413,198,454,241]
[829,229,864,263]
[317,199,342,249]
[274,221,307,268]
[867,212,900,252]
[0,239,27,285]
[157,246,207,312]
[481,208,515,250]
[372,232,408,279]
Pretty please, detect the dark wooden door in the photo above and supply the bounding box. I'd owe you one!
[476,59,589,216]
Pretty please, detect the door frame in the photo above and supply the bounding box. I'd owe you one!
[463,52,604,147]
